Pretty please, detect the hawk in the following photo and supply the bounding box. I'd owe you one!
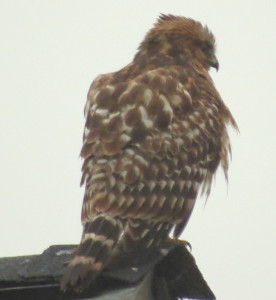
[60,14,238,292]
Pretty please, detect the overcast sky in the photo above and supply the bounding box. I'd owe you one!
[0,1,275,299]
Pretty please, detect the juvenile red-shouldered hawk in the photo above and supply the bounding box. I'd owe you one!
[61,14,238,292]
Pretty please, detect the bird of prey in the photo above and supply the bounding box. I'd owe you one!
[60,14,237,292]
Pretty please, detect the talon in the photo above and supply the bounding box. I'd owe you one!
[166,237,192,251]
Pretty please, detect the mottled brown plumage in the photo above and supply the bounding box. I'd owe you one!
[60,14,238,292]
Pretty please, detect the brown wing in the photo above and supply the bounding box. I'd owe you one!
[80,63,236,235]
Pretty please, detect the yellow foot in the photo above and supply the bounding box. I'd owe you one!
[166,237,192,251]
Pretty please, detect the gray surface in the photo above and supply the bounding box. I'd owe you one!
[0,245,75,284]
[0,244,216,299]
[81,272,154,300]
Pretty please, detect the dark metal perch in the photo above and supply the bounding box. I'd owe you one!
[0,244,215,300]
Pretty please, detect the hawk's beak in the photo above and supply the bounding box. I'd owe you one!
[210,56,219,71]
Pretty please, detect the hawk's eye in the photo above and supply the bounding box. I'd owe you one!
[201,42,213,55]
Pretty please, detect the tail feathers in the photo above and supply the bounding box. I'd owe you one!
[60,256,102,293]
[60,215,122,292]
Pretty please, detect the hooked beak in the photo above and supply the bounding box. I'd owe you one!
[210,56,219,71]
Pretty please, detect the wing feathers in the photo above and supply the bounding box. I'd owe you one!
[63,63,236,292]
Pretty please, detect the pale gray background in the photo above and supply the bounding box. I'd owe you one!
[0,1,275,299]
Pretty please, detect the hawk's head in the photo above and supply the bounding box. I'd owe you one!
[135,14,219,71]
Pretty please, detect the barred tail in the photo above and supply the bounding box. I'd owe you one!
[60,215,122,292]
